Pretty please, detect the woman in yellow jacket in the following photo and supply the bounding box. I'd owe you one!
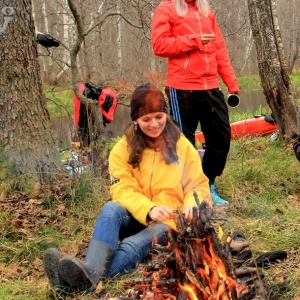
[43,83,211,294]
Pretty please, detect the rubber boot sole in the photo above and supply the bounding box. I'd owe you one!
[43,248,71,293]
[58,255,94,292]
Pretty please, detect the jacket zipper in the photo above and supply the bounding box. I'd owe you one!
[149,151,156,200]
[183,52,190,74]
[194,11,209,89]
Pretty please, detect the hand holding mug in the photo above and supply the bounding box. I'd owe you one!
[201,33,215,45]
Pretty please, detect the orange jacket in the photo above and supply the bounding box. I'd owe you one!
[151,0,240,93]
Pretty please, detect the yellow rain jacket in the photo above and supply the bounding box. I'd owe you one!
[109,134,210,230]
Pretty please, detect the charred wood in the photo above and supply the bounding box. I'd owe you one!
[112,200,268,300]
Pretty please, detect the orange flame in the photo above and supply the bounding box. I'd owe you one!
[179,235,237,299]
[152,235,158,246]
[179,283,198,300]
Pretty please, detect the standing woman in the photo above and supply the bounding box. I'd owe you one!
[151,0,240,205]
[43,83,211,294]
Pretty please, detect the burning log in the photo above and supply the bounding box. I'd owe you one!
[169,194,239,300]
[112,195,267,300]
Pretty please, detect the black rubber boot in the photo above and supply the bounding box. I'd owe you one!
[58,239,114,292]
[43,248,72,293]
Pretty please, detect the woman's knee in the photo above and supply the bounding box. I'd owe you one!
[101,201,127,217]
[150,224,170,246]
[93,202,129,231]
[121,224,170,253]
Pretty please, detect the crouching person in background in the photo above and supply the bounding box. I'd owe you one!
[42,83,211,293]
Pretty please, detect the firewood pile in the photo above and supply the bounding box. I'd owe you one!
[111,194,269,300]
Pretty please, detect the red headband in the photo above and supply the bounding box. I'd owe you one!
[130,83,168,121]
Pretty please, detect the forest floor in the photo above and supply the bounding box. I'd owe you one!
[1,134,300,300]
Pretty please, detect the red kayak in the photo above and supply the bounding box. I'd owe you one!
[195,115,278,144]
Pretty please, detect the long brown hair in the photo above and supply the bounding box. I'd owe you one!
[124,116,181,169]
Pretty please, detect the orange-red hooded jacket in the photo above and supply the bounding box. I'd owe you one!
[151,0,240,93]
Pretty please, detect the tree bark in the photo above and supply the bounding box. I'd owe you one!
[0,0,61,183]
[247,0,298,140]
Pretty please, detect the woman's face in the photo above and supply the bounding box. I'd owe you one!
[135,112,167,138]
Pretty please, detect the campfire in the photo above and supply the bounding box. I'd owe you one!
[110,193,267,300]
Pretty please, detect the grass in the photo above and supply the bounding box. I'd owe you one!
[220,137,300,298]
[44,84,73,119]
[232,74,263,91]
[1,76,300,299]
[1,139,300,299]
[0,281,49,300]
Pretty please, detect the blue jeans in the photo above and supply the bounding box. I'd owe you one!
[92,201,171,277]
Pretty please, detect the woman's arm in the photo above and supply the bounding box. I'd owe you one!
[109,139,155,225]
[180,138,211,208]
[151,5,203,57]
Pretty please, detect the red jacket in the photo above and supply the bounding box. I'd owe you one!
[151,0,240,93]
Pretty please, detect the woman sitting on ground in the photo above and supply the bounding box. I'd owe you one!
[43,83,211,293]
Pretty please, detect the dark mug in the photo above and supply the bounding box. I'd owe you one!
[227,94,240,108]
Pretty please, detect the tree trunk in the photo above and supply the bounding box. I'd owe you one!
[288,25,300,73]
[247,0,298,140]
[0,0,61,183]
[67,0,106,145]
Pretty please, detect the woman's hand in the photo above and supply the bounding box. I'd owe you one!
[147,205,199,223]
[201,33,215,45]
[183,204,198,222]
[148,206,175,222]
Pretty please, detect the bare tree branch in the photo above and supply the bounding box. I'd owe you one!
[85,11,143,37]
[67,0,106,147]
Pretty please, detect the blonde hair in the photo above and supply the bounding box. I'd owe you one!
[173,0,210,17]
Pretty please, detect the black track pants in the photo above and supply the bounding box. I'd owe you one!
[166,87,231,182]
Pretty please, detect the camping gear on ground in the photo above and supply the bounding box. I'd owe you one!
[195,114,277,144]
[247,250,288,268]
[60,142,88,176]
[229,231,288,270]
[294,141,300,162]
[229,231,250,254]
